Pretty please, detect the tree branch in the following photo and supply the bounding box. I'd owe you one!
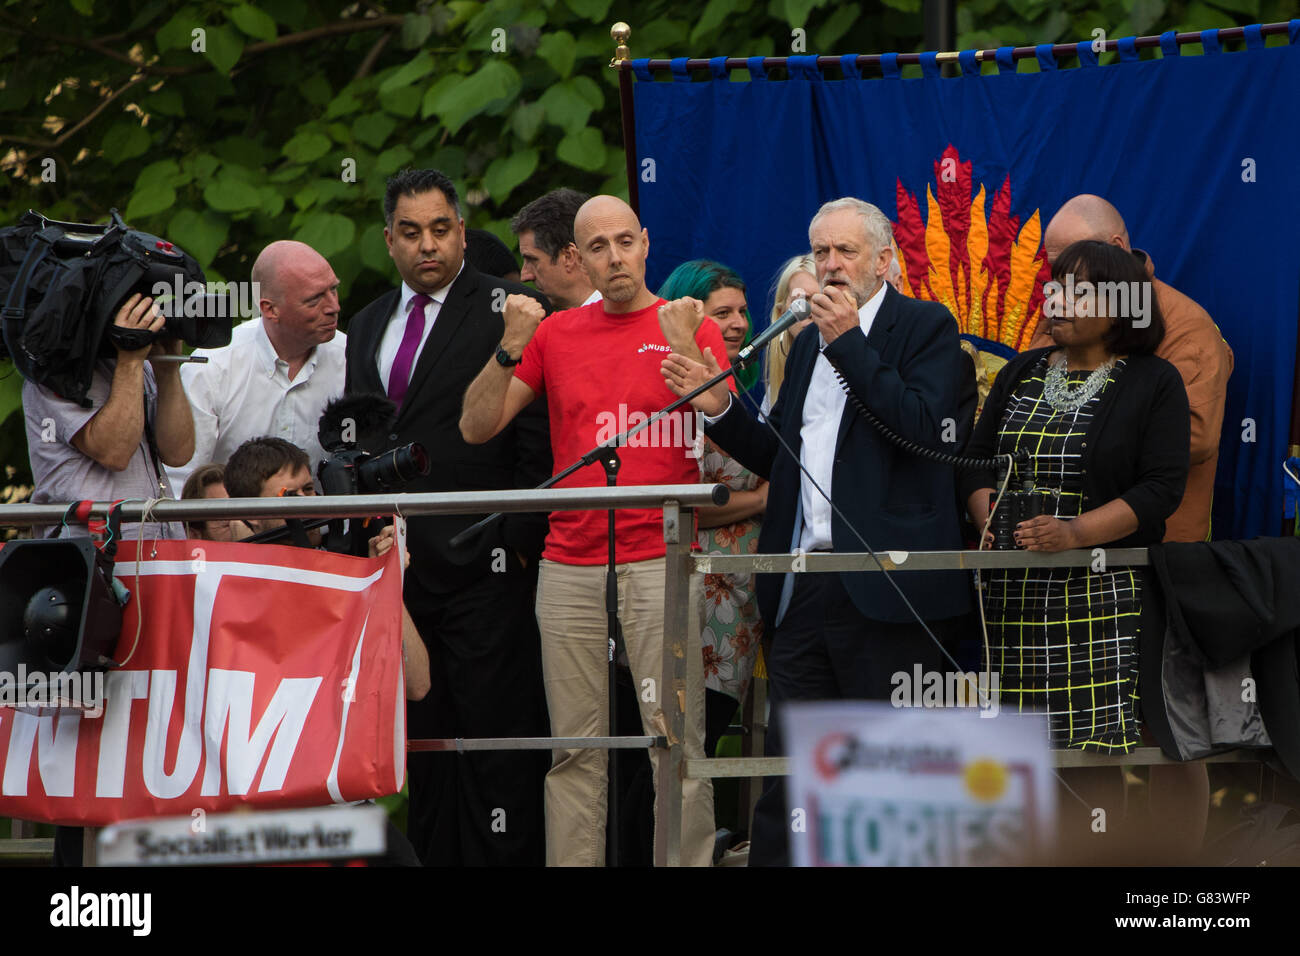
[353,26,397,82]
[0,11,146,69]
[0,12,407,78]
[2,74,146,150]
[244,14,405,54]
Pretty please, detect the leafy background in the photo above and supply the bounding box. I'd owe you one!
[1,0,1288,489]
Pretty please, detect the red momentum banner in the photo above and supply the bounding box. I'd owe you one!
[0,539,406,826]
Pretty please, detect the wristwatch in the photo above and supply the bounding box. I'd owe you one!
[494,345,521,367]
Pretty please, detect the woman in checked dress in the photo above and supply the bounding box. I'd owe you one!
[963,240,1189,754]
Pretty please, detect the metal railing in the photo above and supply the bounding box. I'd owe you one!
[0,490,1267,865]
[0,484,728,525]
[0,485,723,866]
[680,546,1273,856]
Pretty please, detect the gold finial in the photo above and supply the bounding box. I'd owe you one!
[610,22,631,66]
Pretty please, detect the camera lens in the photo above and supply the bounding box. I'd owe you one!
[356,442,429,493]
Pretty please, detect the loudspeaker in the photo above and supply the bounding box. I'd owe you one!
[0,538,123,676]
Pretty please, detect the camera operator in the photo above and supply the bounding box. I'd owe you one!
[223,435,430,702]
[23,292,194,538]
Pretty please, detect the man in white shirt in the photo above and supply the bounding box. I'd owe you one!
[510,188,602,310]
[166,240,346,490]
[661,198,977,866]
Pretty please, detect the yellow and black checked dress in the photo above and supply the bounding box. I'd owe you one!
[984,356,1141,753]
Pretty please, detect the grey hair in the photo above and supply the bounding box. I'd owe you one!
[809,198,894,253]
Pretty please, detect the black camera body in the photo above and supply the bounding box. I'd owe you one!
[104,225,234,350]
[318,443,430,497]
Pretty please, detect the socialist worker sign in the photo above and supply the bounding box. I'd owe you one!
[0,539,407,826]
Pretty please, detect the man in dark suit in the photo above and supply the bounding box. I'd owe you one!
[661,197,976,866]
[344,168,552,866]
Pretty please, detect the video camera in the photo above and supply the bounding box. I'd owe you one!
[0,209,233,405]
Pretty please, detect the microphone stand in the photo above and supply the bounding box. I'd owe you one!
[595,445,622,867]
[449,354,740,868]
[450,358,739,548]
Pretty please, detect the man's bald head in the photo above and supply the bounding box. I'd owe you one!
[573,195,640,246]
[1043,194,1130,264]
[252,240,340,361]
[252,240,331,308]
[572,195,652,308]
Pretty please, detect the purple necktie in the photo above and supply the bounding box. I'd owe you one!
[387,293,431,406]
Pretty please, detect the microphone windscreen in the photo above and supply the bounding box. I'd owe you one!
[318,393,397,452]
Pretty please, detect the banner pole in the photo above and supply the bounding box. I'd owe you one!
[610,22,640,216]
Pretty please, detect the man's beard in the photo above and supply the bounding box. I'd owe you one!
[829,276,879,308]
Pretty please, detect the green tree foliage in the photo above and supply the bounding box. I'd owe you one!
[0,0,1287,480]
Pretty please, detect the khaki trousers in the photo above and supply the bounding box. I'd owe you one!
[536,556,714,866]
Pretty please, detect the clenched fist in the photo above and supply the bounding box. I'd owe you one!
[657,296,705,354]
[501,294,545,357]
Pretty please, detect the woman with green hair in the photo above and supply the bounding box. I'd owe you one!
[657,259,767,767]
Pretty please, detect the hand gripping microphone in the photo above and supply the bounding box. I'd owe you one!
[734,295,811,368]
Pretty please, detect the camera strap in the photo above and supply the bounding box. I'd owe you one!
[141,389,167,499]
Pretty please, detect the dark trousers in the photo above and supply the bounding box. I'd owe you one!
[748,571,968,867]
[403,560,550,866]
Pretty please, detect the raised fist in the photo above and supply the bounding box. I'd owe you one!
[657,296,705,354]
[501,294,545,356]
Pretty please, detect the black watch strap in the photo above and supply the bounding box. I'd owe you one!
[495,345,521,367]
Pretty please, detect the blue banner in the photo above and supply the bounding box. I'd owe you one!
[632,30,1300,540]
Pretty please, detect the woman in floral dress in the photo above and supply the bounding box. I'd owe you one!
[658,260,768,756]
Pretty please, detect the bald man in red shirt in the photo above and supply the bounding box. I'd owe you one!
[461,196,723,866]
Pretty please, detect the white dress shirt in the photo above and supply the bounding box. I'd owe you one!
[581,289,603,306]
[377,263,464,391]
[797,281,887,550]
[702,281,887,551]
[167,319,347,491]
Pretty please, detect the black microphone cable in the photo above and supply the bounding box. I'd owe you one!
[727,338,1016,701]
[746,399,970,677]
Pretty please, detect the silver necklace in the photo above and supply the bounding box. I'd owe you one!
[1043,355,1114,413]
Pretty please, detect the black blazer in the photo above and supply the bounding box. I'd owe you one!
[706,284,976,626]
[344,262,552,593]
[959,347,1190,546]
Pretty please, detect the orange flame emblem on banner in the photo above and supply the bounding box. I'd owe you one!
[893,146,1050,394]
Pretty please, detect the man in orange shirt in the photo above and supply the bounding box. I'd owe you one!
[1029,194,1233,543]
[1028,194,1233,860]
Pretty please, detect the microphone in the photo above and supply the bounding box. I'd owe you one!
[734,295,811,367]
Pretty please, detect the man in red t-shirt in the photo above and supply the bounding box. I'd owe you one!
[461,195,723,866]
